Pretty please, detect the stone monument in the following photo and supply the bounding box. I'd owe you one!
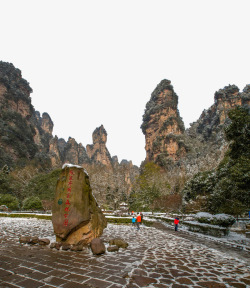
[52,164,107,245]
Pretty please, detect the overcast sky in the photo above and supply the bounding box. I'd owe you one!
[1,0,249,166]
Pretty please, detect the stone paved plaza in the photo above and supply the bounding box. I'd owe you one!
[0,218,249,288]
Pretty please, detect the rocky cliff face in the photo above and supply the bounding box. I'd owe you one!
[141,79,186,166]
[182,83,250,176]
[194,84,248,141]
[0,61,139,206]
[0,61,49,167]
[142,80,250,180]
[0,62,33,119]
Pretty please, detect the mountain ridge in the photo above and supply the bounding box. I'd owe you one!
[1,60,249,210]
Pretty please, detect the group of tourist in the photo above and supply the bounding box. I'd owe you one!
[131,212,180,232]
[131,212,143,230]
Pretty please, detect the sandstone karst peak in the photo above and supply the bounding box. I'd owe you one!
[41,112,53,135]
[141,79,186,165]
[86,125,112,166]
[92,124,107,145]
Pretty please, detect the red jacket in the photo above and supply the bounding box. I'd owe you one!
[137,215,141,223]
[174,218,179,224]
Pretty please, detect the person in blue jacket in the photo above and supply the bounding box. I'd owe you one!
[132,216,136,227]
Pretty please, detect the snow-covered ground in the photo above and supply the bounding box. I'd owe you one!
[0,217,250,287]
[146,215,250,250]
[0,217,56,243]
[1,214,249,250]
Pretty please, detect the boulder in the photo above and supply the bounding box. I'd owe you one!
[50,242,62,250]
[38,238,50,246]
[90,238,106,255]
[19,236,31,244]
[70,244,84,251]
[29,236,39,245]
[107,245,119,252]
[52,165,107,245]
[61,243,71,251]
[50,242,56,249]
[109,238,128,248]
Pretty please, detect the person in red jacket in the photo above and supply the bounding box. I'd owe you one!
[174,217,179,231]
[136,213,142,230]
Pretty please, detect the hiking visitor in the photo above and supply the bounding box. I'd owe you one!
[136,213,141,230]
[174,217,179,231]
[132,216,136,227]
[140,212,143,224]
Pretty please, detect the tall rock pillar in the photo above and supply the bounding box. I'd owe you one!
[86,125,112,166]
[141,79,186,167]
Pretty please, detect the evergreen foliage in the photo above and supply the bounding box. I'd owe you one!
[0,109,38,164]
[22,196,43,210]
[195,212,235,227]
[129,162,171,211]
[0,166,23,199]
[182,106,250,216]
[0,193,19,210]
[24,169,61,200]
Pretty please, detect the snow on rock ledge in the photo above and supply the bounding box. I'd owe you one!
[62,163,88,175]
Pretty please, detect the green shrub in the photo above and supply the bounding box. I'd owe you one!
[24,169,61,200]
[210,214,236,227]
[22,196,43,210]
[0,194,19,210]
[195,212,235,227]
[195,212,213,224]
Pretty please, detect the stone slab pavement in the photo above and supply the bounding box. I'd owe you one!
[0,218,249,288]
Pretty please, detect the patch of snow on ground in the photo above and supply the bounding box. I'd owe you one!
[0,217,56,243]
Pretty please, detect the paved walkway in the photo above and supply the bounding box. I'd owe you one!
[0,218,249,288]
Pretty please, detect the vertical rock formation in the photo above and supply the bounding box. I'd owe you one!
[52,165,107,244]
[0,61,139,208]
[32,111,54,153]
[41,112,53,135]
[183,84,250,176]
[0,61,37,166]
[140,80,250,195]
[194,84,249,140]
[64,137,81,165]
[141,79,186,166]
[0,61,57,168]
[49,136,62,167]
[78,143,91,165]
[63,137,90,166]
[86,125,112,166]
[0,61,33,119]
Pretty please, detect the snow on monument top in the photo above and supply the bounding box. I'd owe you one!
[62,163,88,175]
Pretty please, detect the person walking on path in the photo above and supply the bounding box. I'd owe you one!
[132,216,136,228]
[140,212,143,224]
[174,217,179,231]
[136,213,142,230]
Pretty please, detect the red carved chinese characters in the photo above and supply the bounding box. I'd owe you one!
[64,169,74,226]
